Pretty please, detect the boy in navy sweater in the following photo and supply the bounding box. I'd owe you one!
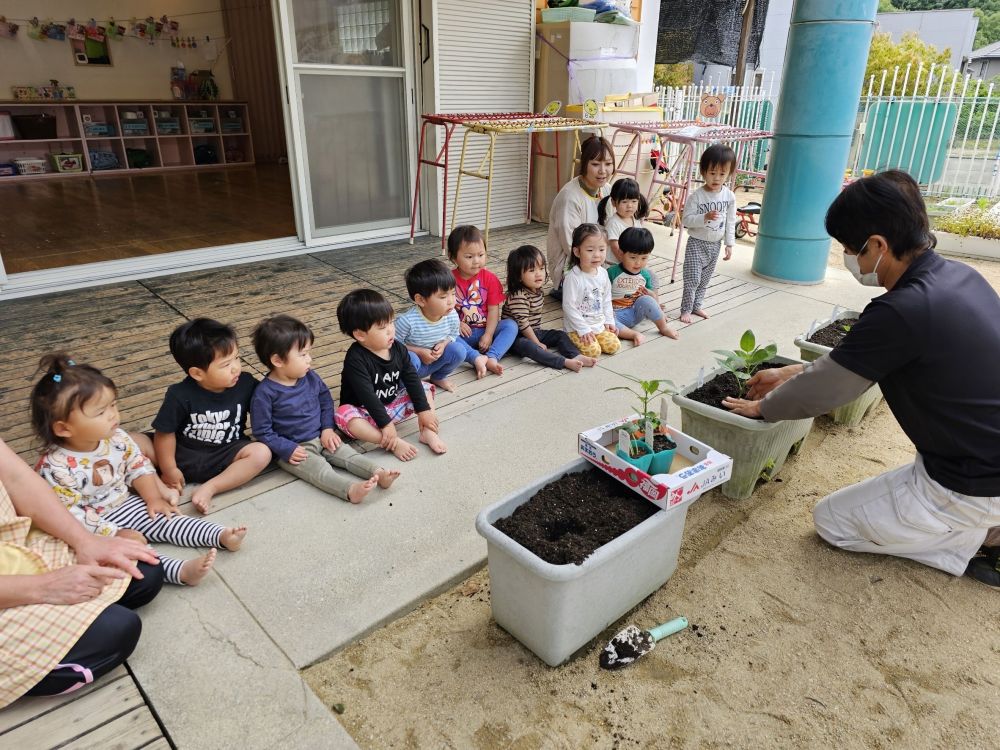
[250,315,399,503]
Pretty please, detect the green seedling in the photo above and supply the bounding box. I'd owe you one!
[759,459,776,482]
[713,329,778,398]
[839,323,852,334]
[606,374,676,432]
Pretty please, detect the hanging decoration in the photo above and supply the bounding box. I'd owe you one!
[8,10,216,51]
[0,16,19,39]
[26,17,44,40]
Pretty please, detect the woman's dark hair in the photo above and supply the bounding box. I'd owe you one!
[337,289,395,337]
[446,224,484,260]
[699,144,737,175]
[825,169,934,259]
[252,314,314,370]
[598,178,649,224]
[30,352,117,449]
[168,318,238,373]
[568,223,607,268]
[506,245,546,294]
[405,258,456,300]
[577,136,615,177]
[618,227,655,255]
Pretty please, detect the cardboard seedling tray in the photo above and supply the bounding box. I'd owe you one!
[579,414,733,510]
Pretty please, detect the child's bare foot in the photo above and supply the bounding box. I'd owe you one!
[657,321,680,339]
[693,309,710,319]
[473,355,488,379]
[180,548,216,586]
[347,476,378,504]
[574,354,598,368]
[190,484,216,514]
[420,428,448,454]
[679,313,693,324]
[631,332,646,347]
[374,468,401,489]
[564,358,584,372]
[486,357,504,376]
[392,439,419,461]
[220,526,248,551]
[430,378,456,393]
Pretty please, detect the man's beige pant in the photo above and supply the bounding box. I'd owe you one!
[813,455,1000,576]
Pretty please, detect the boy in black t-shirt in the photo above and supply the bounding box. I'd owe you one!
[335,289,447,462]
[152,318,272,512]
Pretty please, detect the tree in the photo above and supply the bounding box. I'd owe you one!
[878,0,897,11]
[654,63,694,89]
[865,31,952,95]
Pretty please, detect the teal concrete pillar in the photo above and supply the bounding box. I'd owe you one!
[752,0,878,284]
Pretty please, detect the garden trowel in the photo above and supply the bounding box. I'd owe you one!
[599,616,688,670]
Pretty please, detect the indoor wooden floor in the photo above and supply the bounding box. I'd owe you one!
[0,163,296,274]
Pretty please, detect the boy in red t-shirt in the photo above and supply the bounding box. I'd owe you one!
[448,225,518,378]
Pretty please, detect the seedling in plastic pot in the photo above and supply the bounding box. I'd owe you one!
[606,374,676,433]
[712,329,777,397]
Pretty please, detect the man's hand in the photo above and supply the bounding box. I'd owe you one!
[37,565,126,605]
[722,397,762,419]
[459,321,472,338]
[161,465,185,491]
[745,364,804,400]
[73,533,159,579]
[723,245,733,261]
[417,409,439,434]
[288,445,308,465]
[320,428,341,452]
[705,210,720,222]
[379,422,399,451]
[477,334,493,354]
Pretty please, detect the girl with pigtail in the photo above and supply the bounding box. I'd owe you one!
[31,353,248,586]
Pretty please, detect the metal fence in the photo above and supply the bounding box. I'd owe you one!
[657,73,778,180]
[656,64,1000,199]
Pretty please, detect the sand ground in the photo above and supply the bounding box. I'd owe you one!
[304,249,1000,750]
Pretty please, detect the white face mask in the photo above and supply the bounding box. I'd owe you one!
[844,240,884,287]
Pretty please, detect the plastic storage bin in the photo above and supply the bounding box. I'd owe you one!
[49,153,83,173]
[13,157,48,174]
[476,458,694,666]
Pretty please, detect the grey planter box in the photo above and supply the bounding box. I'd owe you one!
[475,458,693,667]
[794,310,883,427]
[672,356,813,500]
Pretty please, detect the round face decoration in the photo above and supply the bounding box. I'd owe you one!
[699,93,725,119]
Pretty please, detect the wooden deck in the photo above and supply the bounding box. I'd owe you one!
[0,222,775,740]
[0,667,171,749]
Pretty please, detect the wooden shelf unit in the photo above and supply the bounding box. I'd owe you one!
[0,101,254,182]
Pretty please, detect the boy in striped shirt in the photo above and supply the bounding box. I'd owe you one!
[394,259,484,392]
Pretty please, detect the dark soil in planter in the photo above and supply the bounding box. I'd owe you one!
[806,318,858,348]
[493,469,658,566]
[685,362,787,411]
[652,434,676,452]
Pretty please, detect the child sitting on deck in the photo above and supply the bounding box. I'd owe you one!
[31,353,247,586]
[607,227,679,343]
[250,314,399,504]
[448,225,518,378]
[561,223,622,357]
[598,177,650,263]
[395,259,480,393]
[335,289,447,462]
[152,318,272,513]
[502,244,596,372]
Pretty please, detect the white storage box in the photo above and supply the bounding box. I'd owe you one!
[13,157,47,175]
[538,21,640,60]
[476,458,692,667]
[579,417,733,509]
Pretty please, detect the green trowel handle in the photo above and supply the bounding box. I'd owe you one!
[649,617,688,642]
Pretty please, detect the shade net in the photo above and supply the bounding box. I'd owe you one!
[656,0,770,67]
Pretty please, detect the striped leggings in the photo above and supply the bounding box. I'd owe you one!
[103,495,224,585]
[681,236,721,315]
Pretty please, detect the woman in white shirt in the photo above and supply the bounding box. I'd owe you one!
[546,136,615,295]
